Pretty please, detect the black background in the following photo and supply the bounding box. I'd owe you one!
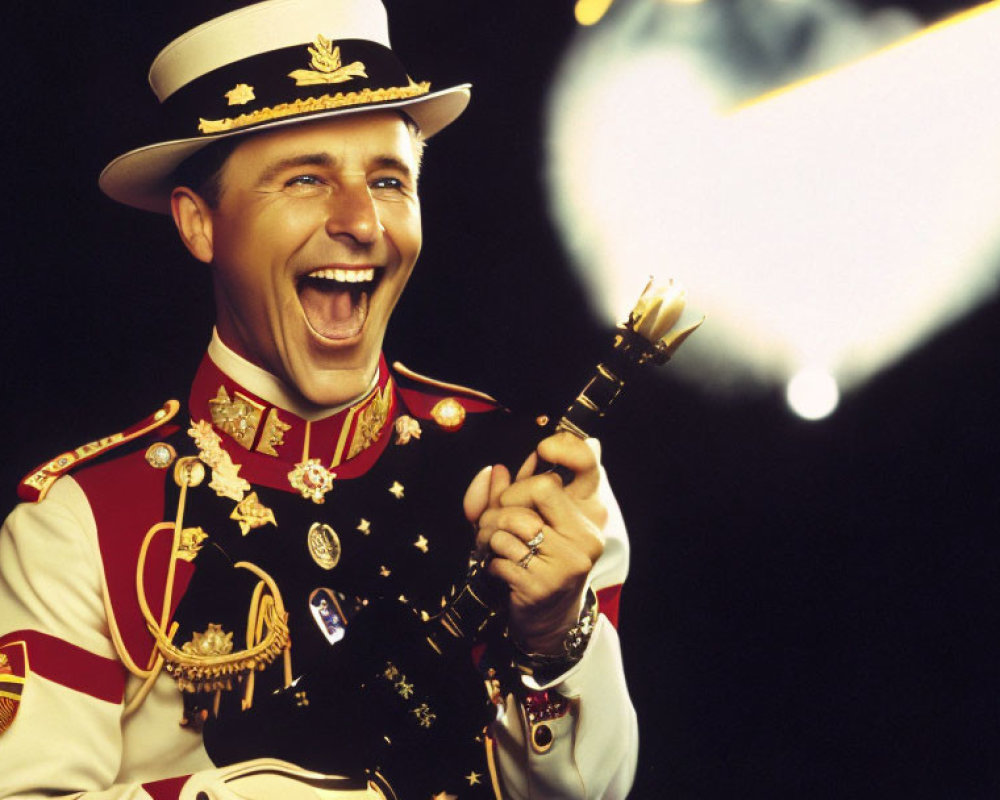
[3,1,999,797]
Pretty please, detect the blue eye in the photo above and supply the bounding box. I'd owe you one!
[371,176,403,190]
[286,175,323,187]
[282,174,328,197]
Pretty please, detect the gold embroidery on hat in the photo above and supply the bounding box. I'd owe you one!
[288,34,368,86]
[198,81,431,134]
[209,386,264,451]
[347,383,392,460]
[225,83,256,106]
[256,408,291,457]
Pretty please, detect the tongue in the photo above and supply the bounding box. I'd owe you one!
[299,284,368,339]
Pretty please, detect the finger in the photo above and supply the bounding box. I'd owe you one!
[489,463,511,508]
[486,528,538,564]
[535,433,601,500]
[463,465,494,523]
[515,450,538,482]
[474,506,544,553]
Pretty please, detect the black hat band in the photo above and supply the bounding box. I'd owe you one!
[162,37,430,139]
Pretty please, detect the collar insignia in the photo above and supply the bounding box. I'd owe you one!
[347,383,392,460]
[209,386,264,451]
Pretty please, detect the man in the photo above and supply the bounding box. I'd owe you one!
[0,1,637,798]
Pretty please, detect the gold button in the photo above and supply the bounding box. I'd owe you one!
[431,397,466,431]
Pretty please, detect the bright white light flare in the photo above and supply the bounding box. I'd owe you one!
[548,0,1000,411]
[786,368,840,421]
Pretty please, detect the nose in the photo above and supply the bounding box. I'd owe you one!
[324,177,381,245]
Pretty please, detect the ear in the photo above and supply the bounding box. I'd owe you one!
[171,186,215,264]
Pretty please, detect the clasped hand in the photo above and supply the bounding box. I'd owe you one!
[463,433,607,656]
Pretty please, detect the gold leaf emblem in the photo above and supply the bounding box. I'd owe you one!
[188,418,250,502]
[289,34,368,86]
[225,83,256,106]
[231,492,277,536]
[208,460,251,502]
[177,527,208,561]
[182,624,234,658]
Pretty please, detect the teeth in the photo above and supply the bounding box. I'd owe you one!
[308,267,376,283]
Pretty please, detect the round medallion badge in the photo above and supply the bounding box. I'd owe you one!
[307,522,342,570]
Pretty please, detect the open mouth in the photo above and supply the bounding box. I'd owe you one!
[297,267,382,341]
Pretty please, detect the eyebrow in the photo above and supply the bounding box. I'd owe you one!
[255,153,335,186]
[254,152,415,186]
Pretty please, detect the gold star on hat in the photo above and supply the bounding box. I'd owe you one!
[225,83,256,106]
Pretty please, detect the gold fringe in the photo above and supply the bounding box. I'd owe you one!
[198,81,431,134]
[136,528,291,696]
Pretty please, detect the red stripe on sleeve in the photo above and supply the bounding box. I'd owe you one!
[0,629,125,704]
[142,774,190,800]
[597,584,622,629]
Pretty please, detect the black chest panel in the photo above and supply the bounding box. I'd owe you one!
[165,408,540,798]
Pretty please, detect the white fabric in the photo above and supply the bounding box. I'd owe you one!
[151,0,391,101]
[207,329,378,423]
[0,375,637,799]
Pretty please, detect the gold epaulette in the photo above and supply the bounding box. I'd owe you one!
[17,400,181,503]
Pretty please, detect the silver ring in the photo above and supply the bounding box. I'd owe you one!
[518,550,535,569]
[526,530,545,549]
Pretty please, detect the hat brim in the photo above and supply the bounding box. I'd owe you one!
[99,83,470,214]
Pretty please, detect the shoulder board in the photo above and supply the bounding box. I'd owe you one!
[17,400,182,503]
[391,362,505,425]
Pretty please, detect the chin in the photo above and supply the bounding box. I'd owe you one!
[290,355,378,409]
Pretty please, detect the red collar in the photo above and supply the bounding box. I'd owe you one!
[188,352,397,492]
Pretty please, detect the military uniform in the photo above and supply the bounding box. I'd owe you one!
[0,332,637,799]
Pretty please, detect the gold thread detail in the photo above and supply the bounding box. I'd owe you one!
[198,81,431,135]
[288,34,368,86]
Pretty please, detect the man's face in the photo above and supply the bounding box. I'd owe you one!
[200,112,421,407]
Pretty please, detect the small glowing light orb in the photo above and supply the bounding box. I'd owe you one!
[786,368,839,421]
